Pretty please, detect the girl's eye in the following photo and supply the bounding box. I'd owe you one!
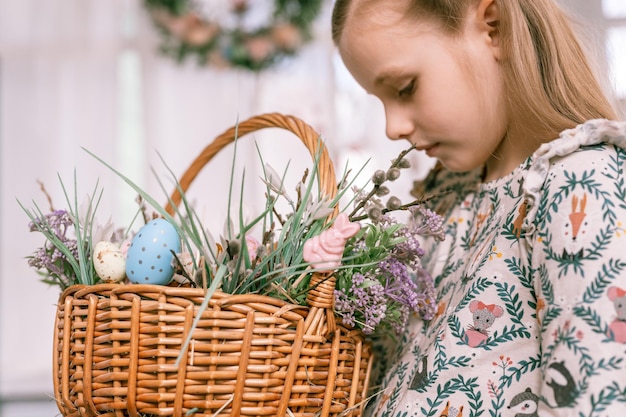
[398,80,416,98]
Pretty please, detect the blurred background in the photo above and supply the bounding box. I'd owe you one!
[0,0,624,415]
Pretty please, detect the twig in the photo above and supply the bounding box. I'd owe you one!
[348,144,416,219]
[350,191,449,222]
[36,180,55,212]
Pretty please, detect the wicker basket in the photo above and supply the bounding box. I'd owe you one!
[53,113,374,417]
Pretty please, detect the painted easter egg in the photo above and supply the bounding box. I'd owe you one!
[125,218,181,285]
[93,241,126,282]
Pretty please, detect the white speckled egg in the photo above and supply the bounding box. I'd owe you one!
[125,218,181,285]
[93,241,126,282]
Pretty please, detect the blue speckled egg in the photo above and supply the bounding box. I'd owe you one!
[125,218,181,285]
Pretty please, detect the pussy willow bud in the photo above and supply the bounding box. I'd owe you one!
[264,231,275,242]
[367,206,383,222]
[376,185,390,197]
[227,239,241,257]
[386,196,402,210]
[372,170,386,185]
[386,168,401,181]
[397,158,411,169]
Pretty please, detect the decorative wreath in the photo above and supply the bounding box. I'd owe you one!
[143,0,324,72]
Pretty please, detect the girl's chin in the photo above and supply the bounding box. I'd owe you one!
[437,157,483,174]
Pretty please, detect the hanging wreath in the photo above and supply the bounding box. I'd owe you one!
[144,0,324,72]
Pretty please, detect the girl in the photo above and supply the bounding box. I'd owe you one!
[332,0,626,416]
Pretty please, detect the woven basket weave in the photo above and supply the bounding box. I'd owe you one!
[53,113,374,417]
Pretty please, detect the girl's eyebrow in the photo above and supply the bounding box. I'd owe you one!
[374,68,406,85]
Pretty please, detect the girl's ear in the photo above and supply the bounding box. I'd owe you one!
[476,0,501,57]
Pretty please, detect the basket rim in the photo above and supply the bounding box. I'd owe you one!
[59,283,312,310]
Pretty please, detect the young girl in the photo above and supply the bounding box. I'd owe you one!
[332,0,626,415]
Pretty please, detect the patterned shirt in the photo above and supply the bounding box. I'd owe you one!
[370,120,626,417]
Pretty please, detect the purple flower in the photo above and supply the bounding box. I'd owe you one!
[29,210,73,236]
[334,208,443,336]
[334,252,436,335]
[28,209,81,288]
[392,227,426,267]
[334,272,387,334]
[411,206,446,241]
[378,258,436,330]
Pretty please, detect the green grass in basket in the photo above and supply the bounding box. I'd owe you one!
[83,128,357,301]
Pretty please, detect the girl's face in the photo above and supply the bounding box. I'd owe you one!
[338,1,520,179]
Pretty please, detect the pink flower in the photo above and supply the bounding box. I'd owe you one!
[185,22,219,46]
[164,13,198,38]
[119,239,132,256]
[245,36,275,63]
[271,23,302,51]
[246,235,260,261]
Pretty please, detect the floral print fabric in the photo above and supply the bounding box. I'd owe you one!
[370,120,626,417]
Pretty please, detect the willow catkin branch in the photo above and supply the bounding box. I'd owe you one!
[348,144,416,220]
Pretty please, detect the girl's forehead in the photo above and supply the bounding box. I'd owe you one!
[345,0,408,29]
[342,9,408,43]
[342,1,445,42]
[341,6,437,50]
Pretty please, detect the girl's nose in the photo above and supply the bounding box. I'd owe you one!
[384,107,414,141]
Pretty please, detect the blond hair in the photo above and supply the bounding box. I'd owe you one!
[332,0,618,140]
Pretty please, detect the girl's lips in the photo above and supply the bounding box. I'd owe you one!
[424,144,439,157]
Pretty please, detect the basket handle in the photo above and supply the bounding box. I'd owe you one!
[165,113,337,216]
[164,113,340,335]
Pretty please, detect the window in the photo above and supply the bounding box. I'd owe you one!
[603,0,626,113]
